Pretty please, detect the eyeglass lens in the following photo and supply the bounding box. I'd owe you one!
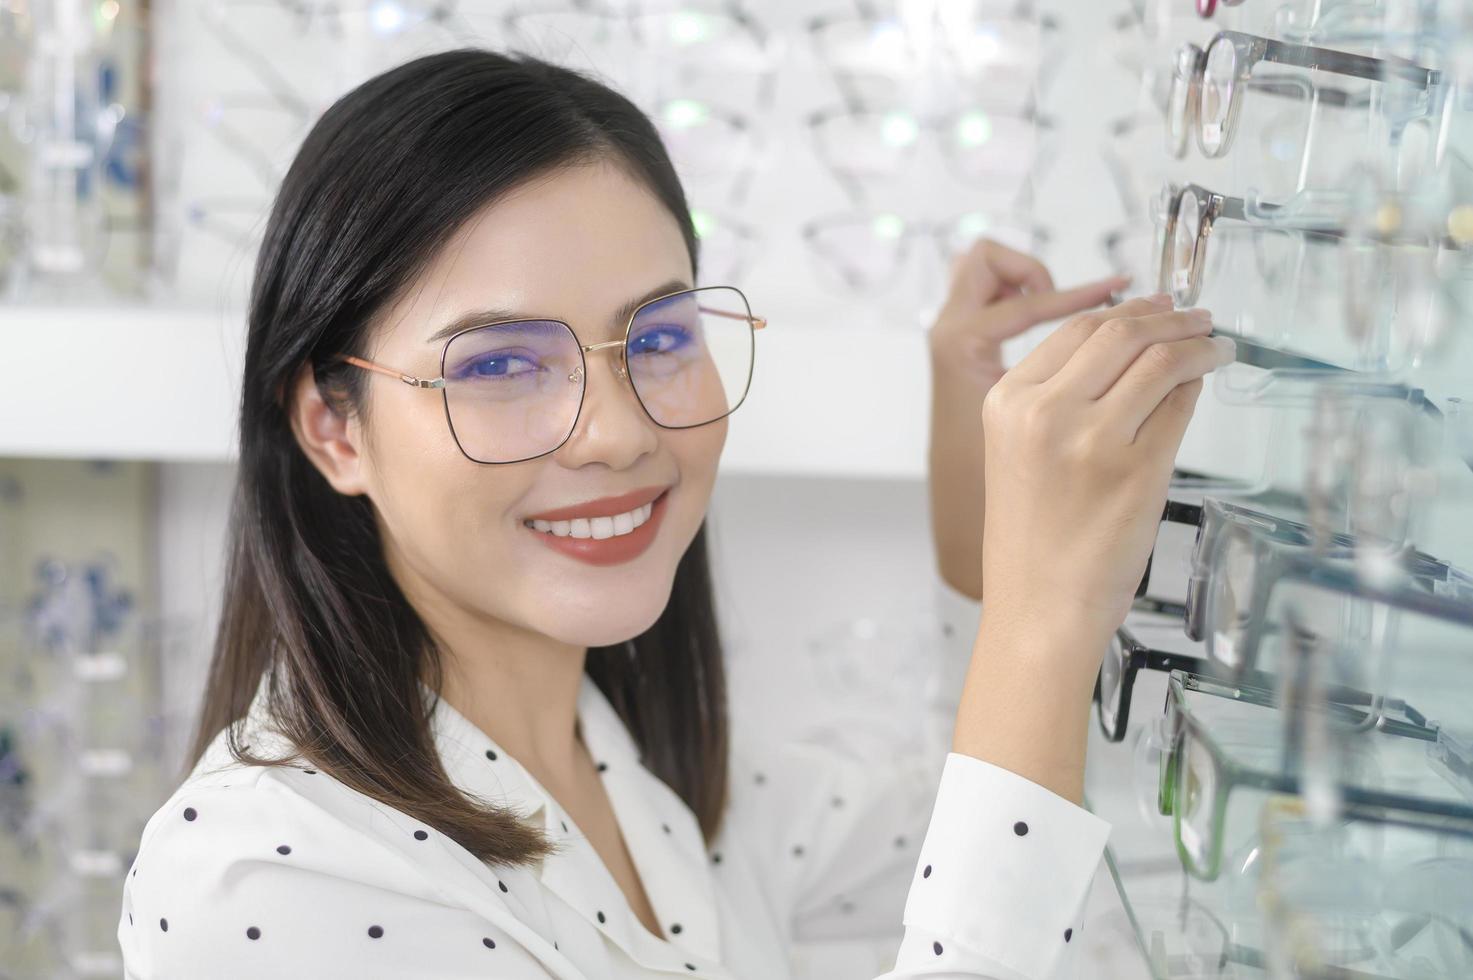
[1100,632,1128,738]
[1169,190,1203,303]
[441,287,754,464]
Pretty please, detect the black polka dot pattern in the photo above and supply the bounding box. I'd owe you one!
[498,880,508,893]
[368,925,384,939]
[159,918,168,932]
[895,835,906,848]
[561,820,568,833]
[1013,821,1029,837]
[662,823,671,834]
[303,769,317,775]
[933,941,943,955]
[276,844,291,855]
[247,926,261,940]
[183,807,197,821]
[596,762,608,772]
[485,749,498,761]
[685,964,696,971]
[596,910,606,924]
[923,864,932,878]
[1064,928,1073,942]
[754,772,766,785]
[482,937,496,949]
[670,923,682,934]
[710,852,722,864]
[413,829,428,841]
[792,845,804,857]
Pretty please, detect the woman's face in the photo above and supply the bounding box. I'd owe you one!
[297,160,725,649]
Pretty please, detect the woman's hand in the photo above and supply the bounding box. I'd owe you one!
[927,240,1129,598]
[978,294,1232,635]
[950,293,1234,805]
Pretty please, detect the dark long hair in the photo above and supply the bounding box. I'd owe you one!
[187,49,729,868]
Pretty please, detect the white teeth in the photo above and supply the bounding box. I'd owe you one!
[526,498,658,539]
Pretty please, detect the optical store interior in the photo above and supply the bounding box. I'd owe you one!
[4,0,1473,978]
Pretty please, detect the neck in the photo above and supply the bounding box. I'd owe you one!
[395,564,588,783]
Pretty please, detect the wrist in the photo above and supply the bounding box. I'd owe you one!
[928,335,1007,385]
[973,589,1119,680]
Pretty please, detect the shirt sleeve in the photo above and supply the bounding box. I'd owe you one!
[726,575,1111,979]
[118,776,557,980]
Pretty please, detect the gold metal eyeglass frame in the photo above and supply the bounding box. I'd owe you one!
[334,284,768,465]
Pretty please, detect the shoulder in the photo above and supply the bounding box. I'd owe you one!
[120,732,537,979]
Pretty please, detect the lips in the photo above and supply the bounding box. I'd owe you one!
[524,485,670,523]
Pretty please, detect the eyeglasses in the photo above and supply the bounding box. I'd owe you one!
[1256,795,1473,978]
[1166,30,1437,161]
[1194,0,1246,17]
[1340,167,1473,367]
[806,5,1054,112]
[1093,621,1431,743]
[1159,671,1471,881]
[806,104,1047,202]
[336,285,766,464]
[1159,499,1473,678]
[802,210,1047,298]
[652,96,763,205]
[1158,181,1350,306]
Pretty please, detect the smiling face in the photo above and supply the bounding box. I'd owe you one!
[295,159,726,649]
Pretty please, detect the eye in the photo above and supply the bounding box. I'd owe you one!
[629,325,693,355]
[457,351,541,380]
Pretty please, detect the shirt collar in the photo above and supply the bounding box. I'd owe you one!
[422,672,644,833]
[241,668,723,967]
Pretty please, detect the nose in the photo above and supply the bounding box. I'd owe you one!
[557,339,658,466]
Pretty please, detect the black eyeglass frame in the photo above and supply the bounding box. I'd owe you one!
[334,284,766,465]
[1094,623,1433,744]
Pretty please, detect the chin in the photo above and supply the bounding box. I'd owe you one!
[549,603,671,650]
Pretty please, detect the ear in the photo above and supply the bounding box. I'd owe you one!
[287,363,371,497]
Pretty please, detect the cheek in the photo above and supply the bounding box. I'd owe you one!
[663,416,725,528]
[363,394,510,557]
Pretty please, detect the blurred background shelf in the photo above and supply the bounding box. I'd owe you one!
[0,303,933,479]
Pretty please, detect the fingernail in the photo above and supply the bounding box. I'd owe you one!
[1186,307,1213,320]
[1212,335,1237,359]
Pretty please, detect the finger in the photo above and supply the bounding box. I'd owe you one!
[946,239,1055,308]
[1134,377,1205,454]
[1102,334,1236,437]
[1006,293,1173,385]
[1050,308,1215,400]
[988,275,1135,333]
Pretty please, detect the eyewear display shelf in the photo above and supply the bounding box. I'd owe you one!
[0,303,931,479]
[1086,611,1473,980]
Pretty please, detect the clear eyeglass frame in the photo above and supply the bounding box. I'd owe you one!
[1165,29,1438,162]
[1158,671,1471,882]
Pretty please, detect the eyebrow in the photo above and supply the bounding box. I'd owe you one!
[425,278,693,346]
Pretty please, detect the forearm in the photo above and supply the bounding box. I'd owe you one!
[950,604,1108,806]
[928,346,1006,600]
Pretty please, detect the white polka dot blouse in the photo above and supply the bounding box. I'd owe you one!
[119,647,1109,978]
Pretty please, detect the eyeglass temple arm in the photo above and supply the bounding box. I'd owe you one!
[1257,34,1439,89]
[337,354,445,389]
[1133,501,1207,598]
[1249,73,1358,108]
[699,305,768,329]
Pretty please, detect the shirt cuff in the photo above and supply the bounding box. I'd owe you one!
[902,752,1111,979]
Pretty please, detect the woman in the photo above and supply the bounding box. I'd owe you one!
[118,49,1231,979]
